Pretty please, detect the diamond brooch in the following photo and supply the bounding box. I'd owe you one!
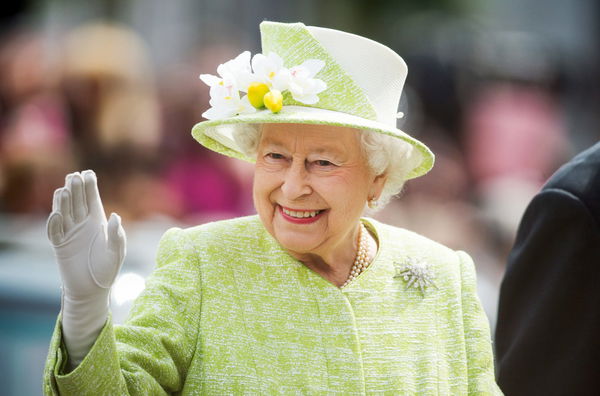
[394,257,437,294]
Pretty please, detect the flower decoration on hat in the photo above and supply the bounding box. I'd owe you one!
[200,51,327,119]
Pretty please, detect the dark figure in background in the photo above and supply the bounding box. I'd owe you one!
[495,142,600,395]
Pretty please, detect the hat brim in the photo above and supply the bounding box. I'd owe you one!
[191,105,434,180]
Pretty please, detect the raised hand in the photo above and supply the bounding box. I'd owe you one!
[48,170,125,297]
[47,170,126,367]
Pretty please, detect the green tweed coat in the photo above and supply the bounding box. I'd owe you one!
[43,215,502,395]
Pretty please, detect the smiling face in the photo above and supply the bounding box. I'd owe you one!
[253,123,386,261]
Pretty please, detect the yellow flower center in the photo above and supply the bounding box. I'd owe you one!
[247,82,270,109]
[264,89,283,113]
[268,71,276,79]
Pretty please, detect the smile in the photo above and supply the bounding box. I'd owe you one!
[278,205,326,224]
[282,207,323,218]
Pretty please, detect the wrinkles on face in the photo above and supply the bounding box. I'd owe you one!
[253,123,381,269]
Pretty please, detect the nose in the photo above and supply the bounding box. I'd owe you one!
[280,159,312,200]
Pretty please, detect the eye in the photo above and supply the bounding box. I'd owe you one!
[265,152,286,161]
[314,159,335,167]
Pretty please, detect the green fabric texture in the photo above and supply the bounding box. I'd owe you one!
[191,21,436,181]
[260,22,377,120]
[43,216,502,395]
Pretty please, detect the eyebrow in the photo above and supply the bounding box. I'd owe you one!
[261,139,288,151]
[310,146,345,156]
[264,141,346,161]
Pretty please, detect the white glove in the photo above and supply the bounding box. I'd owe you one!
[47,170,126,367]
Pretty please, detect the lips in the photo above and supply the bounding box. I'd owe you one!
[281,207,323,218]
[278,205,326,224]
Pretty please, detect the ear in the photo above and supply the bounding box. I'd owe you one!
[369,172,387,201]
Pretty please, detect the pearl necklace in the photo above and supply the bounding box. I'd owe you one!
[341,223,371,288]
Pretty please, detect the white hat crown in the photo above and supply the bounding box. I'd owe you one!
[306,25,407,127]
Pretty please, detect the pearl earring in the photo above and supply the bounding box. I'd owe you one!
[368,198,379,209]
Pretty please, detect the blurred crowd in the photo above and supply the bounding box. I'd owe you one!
[0,21,256,224]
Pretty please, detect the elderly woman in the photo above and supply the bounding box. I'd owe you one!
[43,21,501,394]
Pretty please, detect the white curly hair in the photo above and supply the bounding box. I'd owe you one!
[233,124,422,210]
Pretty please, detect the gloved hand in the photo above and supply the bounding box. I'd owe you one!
[47,170,126,367]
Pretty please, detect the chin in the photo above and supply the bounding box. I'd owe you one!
[257,203,329,255]
[272,227,321,255]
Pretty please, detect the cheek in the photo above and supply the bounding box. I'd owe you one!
[252,168,277,214]
[324,171,369,200]
[319,172,371,214]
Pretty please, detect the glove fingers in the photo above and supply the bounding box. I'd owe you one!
[118,225,126,264]
[52,188,62,213]
[107,213,126,263]
[68,172,88,223]
[47,212,64,245]
[82,170,105,220]
[59,188,76,232]
[90,214,125,288]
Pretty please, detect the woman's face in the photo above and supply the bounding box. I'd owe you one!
[253,123,386,258]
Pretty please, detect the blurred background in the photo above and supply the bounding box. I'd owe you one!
[0,0,598,394]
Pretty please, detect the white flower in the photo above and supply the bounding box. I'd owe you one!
[199,51,255,92]
[199,52,258,119]
[199,50,328,117]
[201,83,256,120]
[251,52,291,91]
[287,59,327,104]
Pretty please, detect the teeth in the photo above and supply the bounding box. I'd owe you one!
[282,207,321,218]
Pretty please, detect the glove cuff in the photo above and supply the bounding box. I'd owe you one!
[60,288,110,368]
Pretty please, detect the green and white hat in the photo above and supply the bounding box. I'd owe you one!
[191,21,434,180]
